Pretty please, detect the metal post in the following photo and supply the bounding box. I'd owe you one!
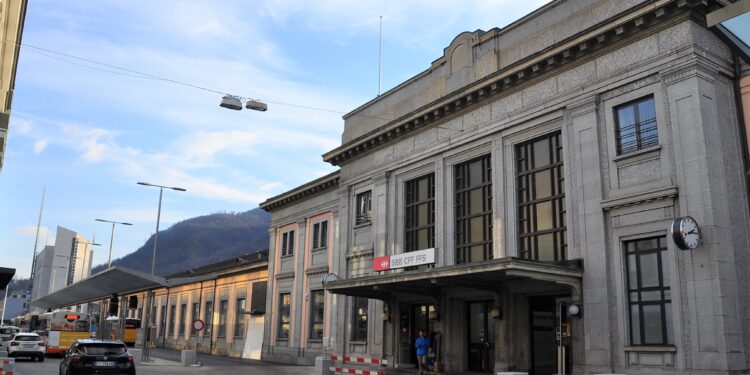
[1,286,9,324]
[152,187,163,276]
[107,223,115,268]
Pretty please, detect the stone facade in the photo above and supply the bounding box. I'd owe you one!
[261,1,750,373]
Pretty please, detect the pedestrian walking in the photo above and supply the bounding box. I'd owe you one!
[415,329,430,375]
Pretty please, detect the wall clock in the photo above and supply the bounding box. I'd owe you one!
[670,216,701,250]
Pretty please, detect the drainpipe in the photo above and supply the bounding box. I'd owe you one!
[733,54,750,216]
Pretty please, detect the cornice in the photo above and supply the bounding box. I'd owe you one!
[274,271,295,280]
[260,171,340,212]
[323,0,720,167]
[601,186,679,211]
[661,61,717,85]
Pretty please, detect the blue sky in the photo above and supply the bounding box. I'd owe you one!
[1,0,553,278]
[2,2,749,279]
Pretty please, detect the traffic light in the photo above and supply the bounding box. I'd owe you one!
[109,293,119,316]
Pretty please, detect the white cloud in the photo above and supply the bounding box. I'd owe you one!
[14,225,51,242]
[33,139,49,154]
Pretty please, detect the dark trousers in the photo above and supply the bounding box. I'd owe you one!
[417,355,427,374]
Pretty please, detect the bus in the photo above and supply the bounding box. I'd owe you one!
[123,318,141,346]
[38,310,90,354]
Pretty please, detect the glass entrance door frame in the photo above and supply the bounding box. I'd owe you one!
[467,300,495,372]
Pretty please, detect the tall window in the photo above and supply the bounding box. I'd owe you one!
[168,305,176,336]
[217,300,228,337]
[405,174,435,252]
[517,131,567,261]
[626,236,673,345]
[455,155,493,263]
[355,191,372,225]
[234,298,246,337]
[179,303,187,335]
[615,96,657,154]
[204,301,213,336]
[191,302,199,336]
[352,297,368,341]
[281,230,295,257]
[312,221,329,250]
[159,305,166,335]
[278,293,291,340]
[309,290,325,340]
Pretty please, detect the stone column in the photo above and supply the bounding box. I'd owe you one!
[663,61,748,371]
[567,96,609,373]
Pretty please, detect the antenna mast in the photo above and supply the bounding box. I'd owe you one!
[378,16,383,96]
[28,187,46,301]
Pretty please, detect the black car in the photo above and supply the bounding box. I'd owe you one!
[59,339,135,375]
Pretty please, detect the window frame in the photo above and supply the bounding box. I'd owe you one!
[168,304,176,336]
[309,290,325,340]
[281,230,295,257]
[405,173,435,253]
[614,95,658,155]
[191,302,199,336]
[312,220,329,251]
[355,191,372,226]
[351,297,368,342]
[203,300,213,336]
[234,297,246,338]
[625,236,673,346]
[454,154,493,264]
[217,300,228,338]
[179,303,187,335]
[516,131,567,262]
[278,293,291,340]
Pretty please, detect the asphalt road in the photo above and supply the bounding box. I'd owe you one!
[12,349,315,375]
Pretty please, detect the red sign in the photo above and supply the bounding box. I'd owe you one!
[373,256,391,271]
[192,319,205,332]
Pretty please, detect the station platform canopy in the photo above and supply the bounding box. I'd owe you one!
[30,267,166,309]
[0,267,15,289]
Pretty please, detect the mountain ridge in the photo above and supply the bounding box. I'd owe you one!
[92,208,270,276]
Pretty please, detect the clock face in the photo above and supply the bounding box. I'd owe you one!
[672,216,701,250]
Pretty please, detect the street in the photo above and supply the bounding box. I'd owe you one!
[12,349,315,375]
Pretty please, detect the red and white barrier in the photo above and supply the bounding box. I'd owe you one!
[0,358,15,375]
[328,355,388,366]
[329,366,385,375]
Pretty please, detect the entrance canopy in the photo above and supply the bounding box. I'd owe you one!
[30,267,166,309]
[324,257,583,302]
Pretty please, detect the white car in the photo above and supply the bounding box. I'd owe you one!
[0,326,20,344]
[5,332,45,361]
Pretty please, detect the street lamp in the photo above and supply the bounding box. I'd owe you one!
[136,181,185,363]
[95,219,133,268]
[219,95,268,111]
[136,182,186,275]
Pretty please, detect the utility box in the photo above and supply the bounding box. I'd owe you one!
[181,350,196,366]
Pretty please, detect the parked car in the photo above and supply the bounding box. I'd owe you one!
[0,326,20,344]
[59,339,135,375]
[4,332,45,361]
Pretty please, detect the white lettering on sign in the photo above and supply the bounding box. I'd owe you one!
[389,248,435,270]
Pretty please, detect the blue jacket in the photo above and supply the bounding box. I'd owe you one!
[415,336,429,356]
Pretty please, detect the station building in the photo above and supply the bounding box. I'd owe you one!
[260,0,750,374]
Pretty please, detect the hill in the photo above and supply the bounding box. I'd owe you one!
[92,208,270,276]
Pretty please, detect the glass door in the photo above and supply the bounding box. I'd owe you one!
[467,301,495,372]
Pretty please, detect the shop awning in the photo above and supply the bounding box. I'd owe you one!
[0,267,15,289]
[30,267,166,309]
[324,257,583,302]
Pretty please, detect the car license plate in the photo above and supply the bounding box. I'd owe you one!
[22,344,34,348]
[94,361,115,367]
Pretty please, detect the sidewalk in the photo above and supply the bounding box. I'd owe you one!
[147,347,314,375]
